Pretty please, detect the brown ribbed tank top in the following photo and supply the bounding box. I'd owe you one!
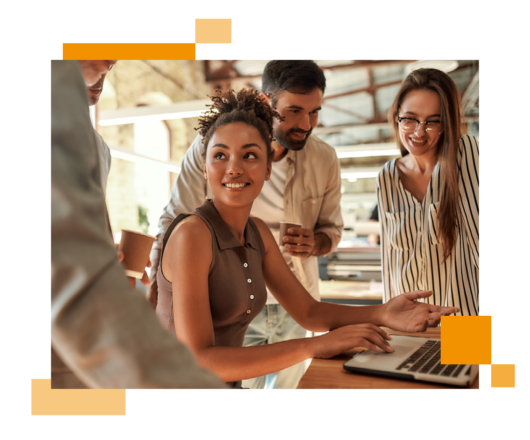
[156,200,267,388]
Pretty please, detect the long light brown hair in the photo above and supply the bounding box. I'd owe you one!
[388,68,466,261]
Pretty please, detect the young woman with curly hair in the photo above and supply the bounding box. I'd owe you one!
[155,88,458,388]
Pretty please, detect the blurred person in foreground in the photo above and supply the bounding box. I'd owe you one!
[51,60,225,389]
[148,60,344,389]
[77,60,150,287]
[78,60,115,195]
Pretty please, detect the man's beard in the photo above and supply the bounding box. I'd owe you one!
[273,127,312,151]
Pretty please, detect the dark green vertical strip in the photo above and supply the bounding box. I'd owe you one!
[0,60,50,389]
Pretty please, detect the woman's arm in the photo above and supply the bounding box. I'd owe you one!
[165,216,392,383]
[254,218,459,333]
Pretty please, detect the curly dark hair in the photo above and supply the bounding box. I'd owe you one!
[196,88,283,161]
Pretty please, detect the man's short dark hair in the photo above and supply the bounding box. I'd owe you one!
[261,60,326,106]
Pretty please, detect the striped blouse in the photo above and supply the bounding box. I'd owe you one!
[376,135,479,316]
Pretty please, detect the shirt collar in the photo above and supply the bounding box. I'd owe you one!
[282,134,314,163]
[286,149,297,163]
[196,200,259,251]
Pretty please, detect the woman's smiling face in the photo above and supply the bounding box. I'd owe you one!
[204,122,271,209]
[397,89,443,158]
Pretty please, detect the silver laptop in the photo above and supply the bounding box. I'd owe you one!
[343,335,478,387]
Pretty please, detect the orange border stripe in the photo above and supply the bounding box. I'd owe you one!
[0,42,530,60]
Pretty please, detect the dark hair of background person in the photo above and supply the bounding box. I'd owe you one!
[261,60,327,107]
[388,68,466,261]
[197,88,282,161]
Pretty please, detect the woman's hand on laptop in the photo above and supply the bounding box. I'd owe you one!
[381,290,460,333]
[310,324,394,358]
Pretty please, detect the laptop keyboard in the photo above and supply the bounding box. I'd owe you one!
[395,340,466,377]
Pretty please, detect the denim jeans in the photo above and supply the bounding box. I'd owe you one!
[242,304,311,389]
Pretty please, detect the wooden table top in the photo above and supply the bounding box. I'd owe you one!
[297,327,479,389]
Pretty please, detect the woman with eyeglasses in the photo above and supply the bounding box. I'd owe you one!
[377,68,479,316]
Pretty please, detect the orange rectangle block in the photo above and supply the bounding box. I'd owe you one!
[491,364,515,387]
[441,316,491,365]
[195,19,232,43]
[63,43,195,60]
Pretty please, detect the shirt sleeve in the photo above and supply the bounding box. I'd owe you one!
[93,130,111,195]
[313,152,344,254]
[154,134,209,248]
[376,167,394,303]
[458,135,479,270]
[51,61,225,389]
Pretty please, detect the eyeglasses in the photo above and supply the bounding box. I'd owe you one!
[397,116,444,134]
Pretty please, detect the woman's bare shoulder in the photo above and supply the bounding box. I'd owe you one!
[249,216,270,236]
[176,214,209,230]
[168,215,212,251]
[162,216,212,281]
